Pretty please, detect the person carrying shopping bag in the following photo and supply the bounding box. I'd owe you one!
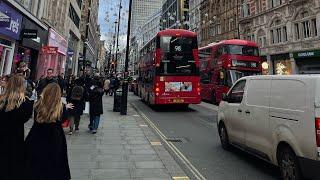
[88,76,104,134]
[67,84,85,135]
[25,83,73,180]
[0,75,34,180]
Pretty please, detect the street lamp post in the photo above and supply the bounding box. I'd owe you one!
[120,0,133,115]
[114,0,122,74]
[112,21,118,72]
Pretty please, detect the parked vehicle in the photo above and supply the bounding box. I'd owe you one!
[199,40,262,104]
[138,29,201,106]
[218,75,320,180]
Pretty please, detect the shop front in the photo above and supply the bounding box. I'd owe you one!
[294,50,320,74]
[15,16,48,80]
[36,28,67,79]
[271,53,292,75]
[0,1,22,76]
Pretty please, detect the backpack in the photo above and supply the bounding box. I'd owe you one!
[71,86,84,101]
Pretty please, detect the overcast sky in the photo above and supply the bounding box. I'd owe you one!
[98,0,130,50]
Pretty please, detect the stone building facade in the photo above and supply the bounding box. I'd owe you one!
[239,0,320,74]
[80,0,100,70]
[199,0,239,47]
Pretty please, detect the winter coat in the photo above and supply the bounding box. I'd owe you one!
[68,88,85,117]
[36,77,58,95]
[104,79,110,90]
[25,107,71,180]
[89,86,104,116]
[0,99,34,180]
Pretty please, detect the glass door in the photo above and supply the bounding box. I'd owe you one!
[0,48,12,76]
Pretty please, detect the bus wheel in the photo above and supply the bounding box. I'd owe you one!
[211,92,217,105]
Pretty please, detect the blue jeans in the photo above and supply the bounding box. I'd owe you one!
[90,115,100,130]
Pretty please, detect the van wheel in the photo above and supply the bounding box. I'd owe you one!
[278,146,302,180]
[219,124,230,150]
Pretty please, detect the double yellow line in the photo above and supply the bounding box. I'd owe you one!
[132,103,207,180]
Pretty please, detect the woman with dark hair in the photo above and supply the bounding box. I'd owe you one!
[67,83,85,135]
[25,83,73,180]
[0,75,34,180]
[88,76,104,134]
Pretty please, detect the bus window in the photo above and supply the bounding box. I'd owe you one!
[218,70,233,87]
[200,72,210,84]
[157,36,199,75]
[227,45,259,56]
[229,70,260,84]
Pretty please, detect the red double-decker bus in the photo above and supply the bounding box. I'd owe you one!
[199,39,262,104]
[138,29,201,106]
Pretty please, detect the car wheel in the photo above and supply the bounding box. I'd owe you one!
[278,146,302,180]
[219,123,230,150]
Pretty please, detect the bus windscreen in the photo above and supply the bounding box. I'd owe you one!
[157,36,198,75]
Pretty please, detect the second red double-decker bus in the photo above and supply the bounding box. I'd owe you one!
[138,29,201,106]
[199,39,262,104]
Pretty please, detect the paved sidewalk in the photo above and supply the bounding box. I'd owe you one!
[26,95,187,180]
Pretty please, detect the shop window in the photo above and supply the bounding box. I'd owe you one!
[274,59,292,75]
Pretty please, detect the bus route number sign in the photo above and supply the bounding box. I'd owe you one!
[174,46,182,52]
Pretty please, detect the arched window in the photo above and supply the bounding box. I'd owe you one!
[293,9,317,41]
[257,29,267,47]
[269,17,287,44]
[241,0,250,17]
[242,27,254,41]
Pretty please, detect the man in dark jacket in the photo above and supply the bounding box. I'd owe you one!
[36,68,58,96]
[88,76,104,134]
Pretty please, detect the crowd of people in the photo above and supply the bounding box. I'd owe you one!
[0,64,121,180]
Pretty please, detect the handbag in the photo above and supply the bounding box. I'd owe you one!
[62,119,70,128]
[83,102,89,114]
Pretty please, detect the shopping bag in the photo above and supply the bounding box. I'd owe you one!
[62,119,70,128]
[84,102,89,114]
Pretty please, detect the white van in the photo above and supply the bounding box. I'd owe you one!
[217,75,320,180]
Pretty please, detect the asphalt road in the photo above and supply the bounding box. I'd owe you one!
[130,94,280,180]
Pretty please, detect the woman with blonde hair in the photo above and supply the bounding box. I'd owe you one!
[25,83,73,180]
[0,74,34,180]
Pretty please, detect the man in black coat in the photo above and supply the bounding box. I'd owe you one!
[36,68,58,96]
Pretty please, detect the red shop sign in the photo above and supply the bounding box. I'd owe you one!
[42,46,58,54]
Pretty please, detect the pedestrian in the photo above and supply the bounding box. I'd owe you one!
[58,73,66,94]
[67,84,85,135]
[88,76,104,134]
[66,75,76,102]
[104,77,110,95]
[17,68,36,99]
[36,68,57,96]
[0,75,9,94]
[25,83,73,180]
[0,75,34,180]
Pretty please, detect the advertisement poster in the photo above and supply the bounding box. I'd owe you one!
[165,82,192,92]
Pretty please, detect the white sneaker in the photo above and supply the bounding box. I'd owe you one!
[68,131,73,135]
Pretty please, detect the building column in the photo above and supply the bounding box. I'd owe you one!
[267,55,273,75]
[290,53,298,74]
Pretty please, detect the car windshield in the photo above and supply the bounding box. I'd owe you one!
[157,36,199,75]
[230,70,260,84]
[227,45,259,56]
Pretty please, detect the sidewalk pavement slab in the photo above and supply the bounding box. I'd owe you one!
[26,95,189,180]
